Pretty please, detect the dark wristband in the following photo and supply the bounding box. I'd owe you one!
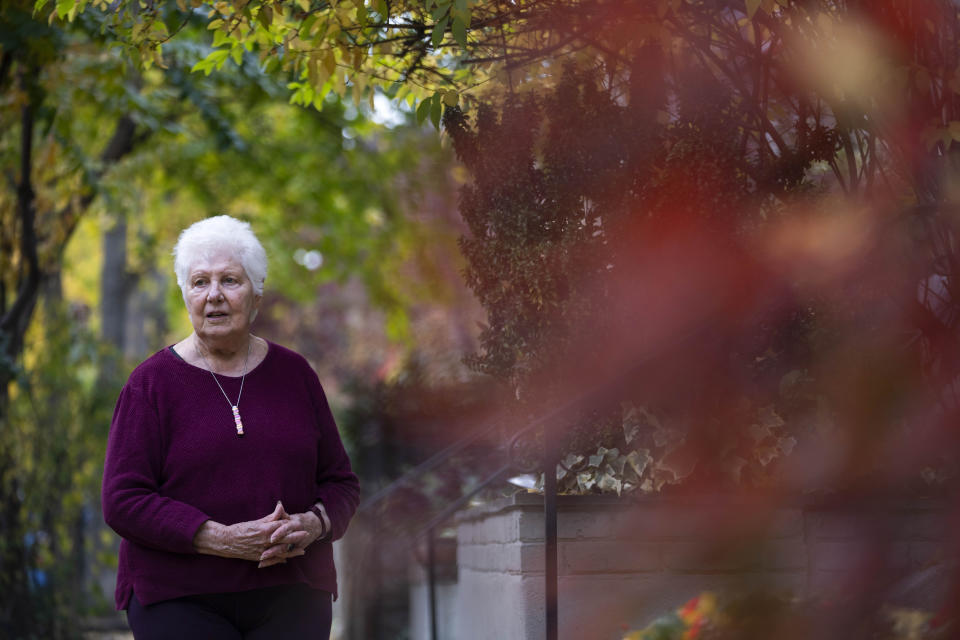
[309,504,328,540]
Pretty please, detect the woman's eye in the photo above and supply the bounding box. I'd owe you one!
[193,279,207,287]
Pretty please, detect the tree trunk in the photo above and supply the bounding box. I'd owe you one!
[100,214,129,352]
[0,70,41,640]
[126,266,169,358]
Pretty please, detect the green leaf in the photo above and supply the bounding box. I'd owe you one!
[204,48,230,72]
[322,50,336,75]
[302,14,319,37]
[442,89,459,107]
[416,95,432,125]
[451,16,467,48]
[745,0,761,18]
[212,28,230,47]
[313,80,332,108]
[191,58,213,75]
[288,82,303,105]
[431,16,448,48]
[33,0,51,14]
[577,471,596,492]
[257,5,273,29]
[610,454,627,476]
[561,453,584,470]
[55,0,74,19]
[625,450,651,477]
[262,56,280,74]
[597,471,621,495]
[430,92,443,128]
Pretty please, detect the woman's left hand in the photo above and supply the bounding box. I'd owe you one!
[257,512,324,568]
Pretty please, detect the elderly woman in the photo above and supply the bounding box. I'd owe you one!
[102,215,359,639]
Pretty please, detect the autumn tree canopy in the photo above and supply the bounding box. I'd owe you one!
[36,0,957,202]
[47,0,960,491]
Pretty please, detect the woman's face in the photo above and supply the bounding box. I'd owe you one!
[185,251,261,344]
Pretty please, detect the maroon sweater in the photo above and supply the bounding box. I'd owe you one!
[101,341,360,610]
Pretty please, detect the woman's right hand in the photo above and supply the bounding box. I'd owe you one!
[193,501,289,561]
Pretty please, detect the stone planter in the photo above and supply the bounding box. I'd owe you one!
[409,493,952,640]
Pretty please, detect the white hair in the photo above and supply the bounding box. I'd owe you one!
[173,215,267,297]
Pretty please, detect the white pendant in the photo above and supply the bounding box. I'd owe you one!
[232,405,244,436]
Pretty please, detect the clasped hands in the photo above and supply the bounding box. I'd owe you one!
[194,501,325,568]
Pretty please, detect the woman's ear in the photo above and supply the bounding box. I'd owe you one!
[249,293,262,323]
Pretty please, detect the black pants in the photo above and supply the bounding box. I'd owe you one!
[126,583,332,640]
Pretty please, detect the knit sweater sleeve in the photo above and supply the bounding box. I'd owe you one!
[308,370,360,542]
[102,383,210,553]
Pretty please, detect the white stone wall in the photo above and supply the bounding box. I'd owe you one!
[409,573,459,640]
[409,494,950,640]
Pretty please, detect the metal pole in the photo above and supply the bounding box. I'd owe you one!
[427,526,438,640]
[544,437,559,640]
[371,517,382,639]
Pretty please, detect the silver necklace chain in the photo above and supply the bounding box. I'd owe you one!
[197,338,252,436]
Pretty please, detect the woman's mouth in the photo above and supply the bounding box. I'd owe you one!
[206,311,229,318]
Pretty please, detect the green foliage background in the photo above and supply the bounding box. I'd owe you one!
[1,1,468,636]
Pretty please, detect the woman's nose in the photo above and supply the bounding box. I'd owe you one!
[207,281,223,301]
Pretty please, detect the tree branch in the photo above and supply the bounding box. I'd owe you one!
[841,128,859,195]
[671,16,791,159]
[61,115,143,256]
[0,70,41,364]
[0,51,12,92]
